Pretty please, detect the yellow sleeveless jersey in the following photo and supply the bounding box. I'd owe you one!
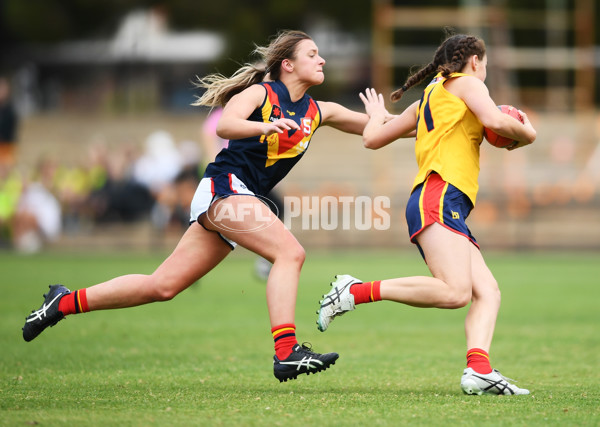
[412,72,484,205]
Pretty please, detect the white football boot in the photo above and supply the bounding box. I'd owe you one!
[317,274,361,332]
[461,367,530,395]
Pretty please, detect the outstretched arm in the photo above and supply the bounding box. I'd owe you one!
[360,88,418,150]
[317,101,370,135]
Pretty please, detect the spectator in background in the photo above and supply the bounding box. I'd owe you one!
[200,107,227,165]
[168,140,203,229]
[133,130,183,230]
[87,143,153,223]
[12,157,62,253]
[133,130,183,195]
[0,77,19,168]
[0,76,24,248]
[149,139,203,233]
[0,165,22,247]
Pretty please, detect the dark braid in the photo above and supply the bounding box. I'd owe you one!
[391,34,486,103]
[391,63,436,102]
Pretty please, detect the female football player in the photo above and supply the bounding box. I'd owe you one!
[23,30,374,383]
[317,33,537,395]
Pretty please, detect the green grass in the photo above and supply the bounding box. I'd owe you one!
[1,249,599,426]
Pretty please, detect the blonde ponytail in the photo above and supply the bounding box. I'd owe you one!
[192,30,312,108]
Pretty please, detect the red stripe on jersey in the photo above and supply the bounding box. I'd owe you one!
[264,85,281,120]
[276,99,319,156]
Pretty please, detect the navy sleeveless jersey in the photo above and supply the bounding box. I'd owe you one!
[204,80,322,195]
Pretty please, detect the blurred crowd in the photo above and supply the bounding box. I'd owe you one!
[2,66,600,254]
[0,129,203,253]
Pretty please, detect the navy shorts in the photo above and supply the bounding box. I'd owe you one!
[406,173,479,259]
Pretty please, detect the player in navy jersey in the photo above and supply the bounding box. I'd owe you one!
[22,30,380,382]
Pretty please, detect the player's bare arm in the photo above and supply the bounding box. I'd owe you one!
[217,85,300,140]
[317,101,368,135]
[360,88,418,149]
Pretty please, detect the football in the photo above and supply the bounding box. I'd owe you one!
[483,105,524,148]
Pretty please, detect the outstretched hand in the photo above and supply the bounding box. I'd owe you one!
[263,118,300,136]
[359,88,387,118]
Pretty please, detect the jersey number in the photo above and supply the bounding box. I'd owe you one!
[302,118,312,135]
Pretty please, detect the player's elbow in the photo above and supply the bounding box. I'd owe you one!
[363,136,380,150]
[215,123,230,140]
[481,118,504,136]
[153,286,179,302]
[363,140,377,150]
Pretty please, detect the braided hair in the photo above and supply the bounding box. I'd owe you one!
[193,30,312,108]
[390,34,486,102]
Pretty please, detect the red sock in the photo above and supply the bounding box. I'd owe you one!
[349,281,382,305]
[58,289,90,316]
[466,348,492,374]
[272,323,297,360]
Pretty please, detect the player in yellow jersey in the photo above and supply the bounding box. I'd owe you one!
[317,33,537,395]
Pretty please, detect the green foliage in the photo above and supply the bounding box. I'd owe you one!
[1,250,599,426]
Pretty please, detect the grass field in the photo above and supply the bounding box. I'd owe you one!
[1,249,599,426]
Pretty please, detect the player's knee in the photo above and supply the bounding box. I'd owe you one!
[447,290,472,308]
[477,279,501,306]
[445,281,472,308]
[275,240,305,268]
[287,243,306,267]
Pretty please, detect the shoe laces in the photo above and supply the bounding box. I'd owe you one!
[493,369,518,383]
[298,342,316,355]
